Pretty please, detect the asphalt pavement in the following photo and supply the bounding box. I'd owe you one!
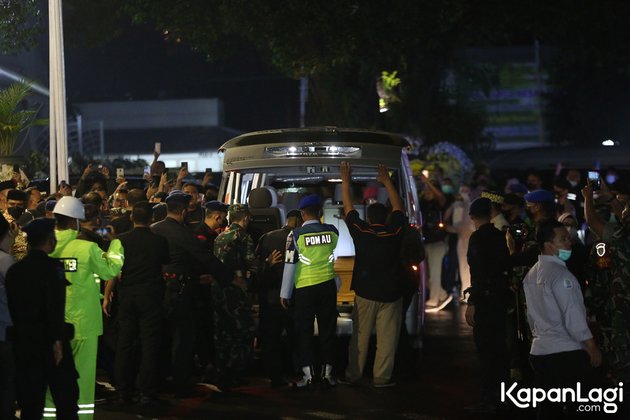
[92,302,606,420]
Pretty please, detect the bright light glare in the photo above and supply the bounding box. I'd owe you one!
[602,139,615,146]
[288,146,297,153]
[379,107,389,113]
[329,146,338,152]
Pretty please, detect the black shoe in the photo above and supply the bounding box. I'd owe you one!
[337,376,360,386]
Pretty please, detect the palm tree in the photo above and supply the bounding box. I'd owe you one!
[0,82,46,156]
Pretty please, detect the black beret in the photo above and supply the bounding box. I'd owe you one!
[0,180,15,191]
[21,218,56,239]
[165,192,192,205]
[469,197,492,217]
[6,189,26,201]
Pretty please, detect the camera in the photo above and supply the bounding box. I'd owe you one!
[508,223,527,240]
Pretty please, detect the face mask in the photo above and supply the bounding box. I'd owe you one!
[557,248,572,261]
[568,179,578,188]
[441,185,454,195]
[7,206,24,220]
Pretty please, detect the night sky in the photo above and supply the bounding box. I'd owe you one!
[64,25,299,132]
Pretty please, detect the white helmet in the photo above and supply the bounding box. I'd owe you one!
[53,196,85,220]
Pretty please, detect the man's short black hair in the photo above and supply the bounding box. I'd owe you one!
[536,220,564,250]
[81,192,103,207]
[553,176,571,191]
[367,202,388,225]
[26,230,55,248]
[166,200,188,214]
[301,204,321,218]
[127,188,146,207]
[132,201,153,225]
[83,204,99,223]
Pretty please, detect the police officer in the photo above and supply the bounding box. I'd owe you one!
[151,192,229,397]
[115,202,170,406]
[49,196,124,419]
[212,203,257,390]
[255,209,303,386]
[7,218,80,420]
[464,197,510,414]
[280,194,339,388]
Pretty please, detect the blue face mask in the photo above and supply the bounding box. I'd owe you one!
[441,185,454,195]
[558,248,572,261]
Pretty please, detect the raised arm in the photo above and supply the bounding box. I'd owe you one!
[581,182,605,239]
[340,162,354,216]
[377,164,403,212]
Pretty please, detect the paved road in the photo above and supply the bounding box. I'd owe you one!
[94,303,625,419]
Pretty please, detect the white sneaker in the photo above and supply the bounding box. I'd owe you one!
[425,295,453,313]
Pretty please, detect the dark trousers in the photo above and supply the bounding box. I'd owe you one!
[166,286,196,392]
[473,297,509,401]
[530,350,593,420]
[14,340,79,420]
[115,287,164,397]
[0,340,15,419]
[260,302,294,380]
[193,284,214,368]
[294,279,337,368]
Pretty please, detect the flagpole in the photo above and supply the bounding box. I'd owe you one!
[49,0,69,193]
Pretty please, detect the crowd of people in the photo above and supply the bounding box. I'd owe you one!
[0,153,628,419]
[419,167,630,417]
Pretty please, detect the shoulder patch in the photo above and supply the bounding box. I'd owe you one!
[563,278,573,289]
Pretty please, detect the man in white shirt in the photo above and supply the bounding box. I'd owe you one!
[523,220,602,419]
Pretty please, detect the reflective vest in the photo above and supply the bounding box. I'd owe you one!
[50,229,124,339]
[293,223,338,289]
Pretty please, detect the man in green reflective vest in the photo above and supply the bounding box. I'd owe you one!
[48,196,124,419]
[280,194,339,388]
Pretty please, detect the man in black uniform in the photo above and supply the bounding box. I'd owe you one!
[464,197,510,414]
[182,183,205,229]
[115,202,170,406]
[6,218,79,420]
[194,201,229,252]
[151,192,229,397]
[192,200,228,376]
[255,209,302,386]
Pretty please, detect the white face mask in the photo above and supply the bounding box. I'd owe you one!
[568,179,578,187]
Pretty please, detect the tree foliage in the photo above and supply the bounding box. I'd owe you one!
[0,82,46,155]
[0,0,41,54]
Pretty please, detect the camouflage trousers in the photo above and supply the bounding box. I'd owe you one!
[598,276,630,382]
[210,282,255,379]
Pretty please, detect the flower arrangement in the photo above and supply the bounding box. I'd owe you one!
[409,141,473,185]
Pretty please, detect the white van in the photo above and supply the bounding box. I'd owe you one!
[218,127,426,346]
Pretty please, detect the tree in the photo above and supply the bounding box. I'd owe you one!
[0,82,46,155]
[0,0,41,54]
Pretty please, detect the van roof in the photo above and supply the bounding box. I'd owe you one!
[219,127,409,150]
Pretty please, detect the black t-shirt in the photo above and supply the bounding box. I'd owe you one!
[345,209,405,302]
[118,227,170,290]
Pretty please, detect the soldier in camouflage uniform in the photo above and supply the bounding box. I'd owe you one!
[4,190,29,261]
[583,182,630,383]
[212,203,257,389]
